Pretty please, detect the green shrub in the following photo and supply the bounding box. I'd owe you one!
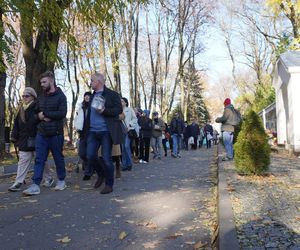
[234,110,270,175]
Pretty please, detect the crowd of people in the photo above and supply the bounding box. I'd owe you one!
[8,70,235,196]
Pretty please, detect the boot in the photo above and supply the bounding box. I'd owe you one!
[115,162,121,179]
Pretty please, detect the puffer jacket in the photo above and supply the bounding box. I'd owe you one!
[11,101,38,151]
[36,87,67,136]
[215,104,235,132]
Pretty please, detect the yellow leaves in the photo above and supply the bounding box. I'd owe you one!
[142,240,160,249]
[56,236,71,243]
[118,231,127,240]
[164,232,183,240]
[0,205,7,209]
[137,221,158,229]
[101,221,111,225]
[23,215,33,219]
[52,214,62,218]
[193,240,208,249]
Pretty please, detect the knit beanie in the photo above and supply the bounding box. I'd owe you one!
[224,98,231,106]
[24,87,37,99]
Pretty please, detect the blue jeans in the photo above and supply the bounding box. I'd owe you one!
[151,136,162,157]
[223,131,234,159]
[122,135,132,168]
[172,134,182,156]
[33,133,66,185]
[86,131,114,187]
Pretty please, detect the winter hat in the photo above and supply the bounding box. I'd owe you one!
[24,87,37,99]
[143,109,150,117]
[224,98,231,106]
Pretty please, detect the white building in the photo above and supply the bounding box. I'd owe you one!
[273,51,300,152]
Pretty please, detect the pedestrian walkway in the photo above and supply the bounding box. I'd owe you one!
[0,148,217,249]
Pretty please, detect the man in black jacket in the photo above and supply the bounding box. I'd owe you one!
[85,72,124,194]
[170,113,185,158]
[23,71,67,196]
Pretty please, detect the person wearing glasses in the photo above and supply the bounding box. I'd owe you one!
[9,88,52,191]
[23,71,67,195]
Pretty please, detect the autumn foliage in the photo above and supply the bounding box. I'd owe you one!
[234,110,270,175]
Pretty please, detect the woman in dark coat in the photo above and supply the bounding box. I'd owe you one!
[9,88,38,191]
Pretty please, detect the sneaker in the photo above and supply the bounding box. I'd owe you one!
[54,180,67,191]
[222,156,232,161]
[171,153,177,158]
[23,184,40,196]
[139,159,144,163]
[8,182,22,192]
[42,178,54,188]
[177,154,181,158]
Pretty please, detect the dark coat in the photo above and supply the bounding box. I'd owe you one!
[36,87,67,136]
[170,118,185,135]
[86,86,124,145]
[138,116,153,138]
[189,123,200,137]
[204,124,213,136]
[11,101,38,151]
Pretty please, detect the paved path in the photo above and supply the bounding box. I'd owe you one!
[0,148,217,249]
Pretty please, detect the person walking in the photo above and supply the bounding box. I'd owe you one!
[121,97,138,171]
[23,71,67,196]
[162,123,170,157]
[183,121,190,150]
[9,88,51,191]
[151,112,165,159]
[215,98,236,161]
[138,110,153,163]
[204,120,213,149]
[170,112,185,158]
[74,91,92,178]
[189,119,200,150]
[85,72,124,194]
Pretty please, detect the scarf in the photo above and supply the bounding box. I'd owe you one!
[19,101,33,123]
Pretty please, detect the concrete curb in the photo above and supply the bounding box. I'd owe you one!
[218,144,240,250]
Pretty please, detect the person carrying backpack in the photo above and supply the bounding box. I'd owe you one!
[215,98,240,161]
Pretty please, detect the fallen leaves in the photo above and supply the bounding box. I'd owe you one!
[193,240,208,249]
[56,236,71,243]
[164,232,183,240]
[52,214,62,218]
[101,221,111,225]
[119,231,127,240]
[137,221,158,229]
[142,240,160,249]
[23,215,33,219]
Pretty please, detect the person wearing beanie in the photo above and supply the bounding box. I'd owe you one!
[215,98,236,161]
[9,87,52,191]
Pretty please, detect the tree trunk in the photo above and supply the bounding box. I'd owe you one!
[133,4,140,107]
[0,7,7,156]
[19,0,72,94]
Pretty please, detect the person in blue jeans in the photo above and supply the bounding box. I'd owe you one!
[23,71,67,196]
[170,112,185,158]
[215,98,236,161]
[120,97,138,171]
[85,72,124,194]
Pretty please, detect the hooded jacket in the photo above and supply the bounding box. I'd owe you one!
[215,104,235,132]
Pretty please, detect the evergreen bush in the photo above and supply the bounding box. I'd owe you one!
[234,110,270,175]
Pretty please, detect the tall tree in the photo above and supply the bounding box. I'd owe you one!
[0,2,8,156]
[15,0,72,94]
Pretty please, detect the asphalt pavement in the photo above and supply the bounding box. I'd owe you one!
[0,148,217,250]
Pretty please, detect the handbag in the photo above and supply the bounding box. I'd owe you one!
[27,137,35,148]
[128,129,138,139]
